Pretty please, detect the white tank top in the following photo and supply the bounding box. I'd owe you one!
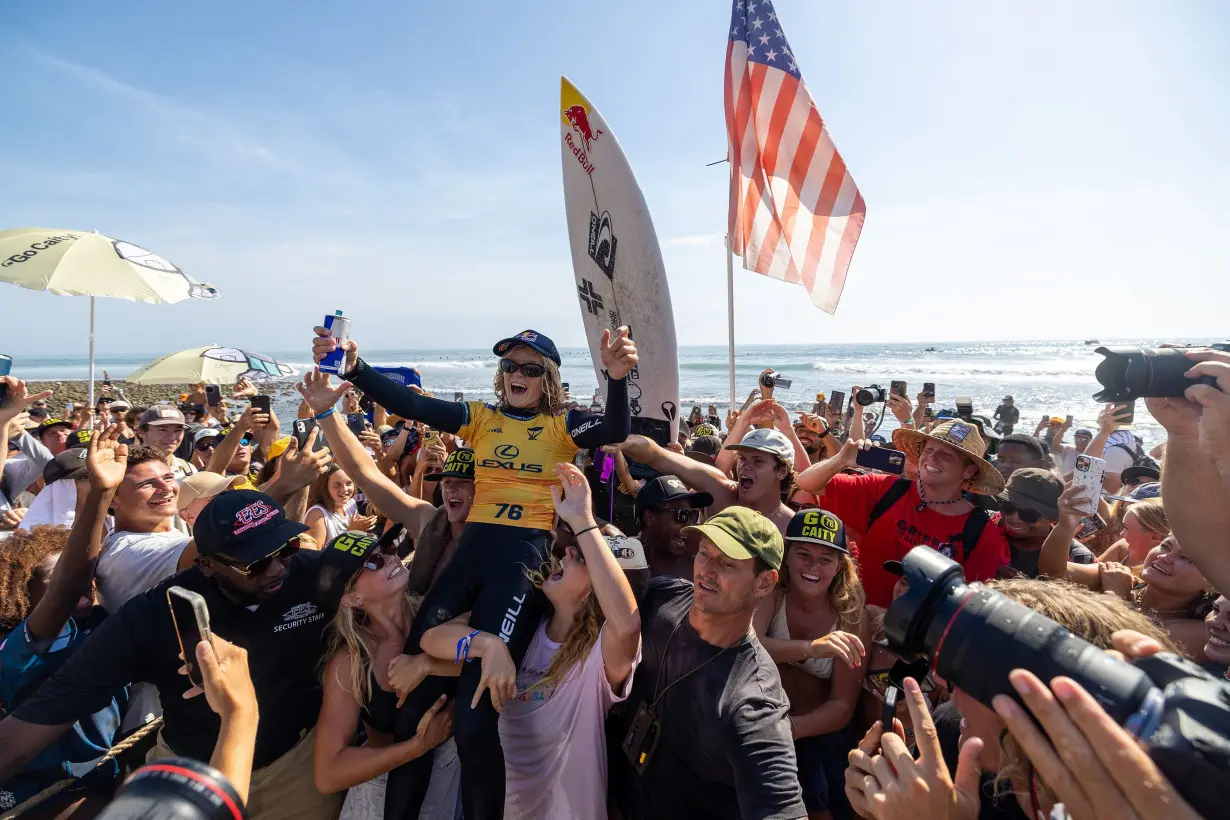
[307,500,357,544]
[766,593,835,679]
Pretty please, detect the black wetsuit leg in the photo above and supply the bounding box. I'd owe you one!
[383,522,550,820]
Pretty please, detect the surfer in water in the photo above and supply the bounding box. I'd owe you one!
[310,325,636,820]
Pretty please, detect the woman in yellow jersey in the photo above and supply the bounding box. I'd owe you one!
[308,326,636,820]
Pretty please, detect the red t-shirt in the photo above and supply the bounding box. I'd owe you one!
[820,473,1009,607]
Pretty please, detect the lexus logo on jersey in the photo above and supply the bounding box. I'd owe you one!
[587,211,617,279]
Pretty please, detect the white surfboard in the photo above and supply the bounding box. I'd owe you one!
[559,76,680,445]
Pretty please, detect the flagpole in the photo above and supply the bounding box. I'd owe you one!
[725,235,736,414]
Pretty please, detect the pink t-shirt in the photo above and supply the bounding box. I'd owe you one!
[499,619,641,820]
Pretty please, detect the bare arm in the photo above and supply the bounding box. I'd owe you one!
[313,651,441,794]
[612,451,644,496]
[789,616,868,739]
[207,407,268,475]
[0,717,75,784]
[752,590,815,664]
[612,435,737,507]
[796,439,862,494]
[716,402,759,477]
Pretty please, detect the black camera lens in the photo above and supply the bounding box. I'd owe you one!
[96,756,247,819]
[884,547,1157,726]
[1093,346,1219,402]
[856,385,886,406]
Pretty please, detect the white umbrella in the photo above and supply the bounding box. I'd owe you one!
[126,346,295,385]
[0,227,219,410]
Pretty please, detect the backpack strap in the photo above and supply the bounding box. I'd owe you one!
[867,478,914,532]
[957,507,991,561]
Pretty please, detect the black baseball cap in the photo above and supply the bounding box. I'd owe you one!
[38,418,74,436]
[66,429,93,450]
[314,530,384,603]
[43,447,90,484]
[784,509,849,554]
[1121,464,1161,486]
[425,448,476,482]
[193,490,308,565]
[884,560,905,576]
[634,475,714,521]
[493,330,561,366]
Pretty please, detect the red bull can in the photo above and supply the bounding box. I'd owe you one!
[319,310,351,374]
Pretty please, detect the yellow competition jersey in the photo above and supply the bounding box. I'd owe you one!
[456,402,579,530]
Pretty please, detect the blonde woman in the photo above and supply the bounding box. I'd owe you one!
[1096,497,1169,566]
[312,530,459,819]
[412,462,642,820]
[305,466,376,545]
[312,326,635,820]
[752,508,868,820]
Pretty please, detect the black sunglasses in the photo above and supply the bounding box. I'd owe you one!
[215,537,301,577]
[498,359,546,378]
[196,439,219,451]
[361,542,401,572]
[1000,501,1042,524]
[655,507,701,525]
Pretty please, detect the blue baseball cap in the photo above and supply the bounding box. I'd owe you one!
[493,330,561,366]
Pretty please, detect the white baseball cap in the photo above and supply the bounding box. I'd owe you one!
[724,428,795,467]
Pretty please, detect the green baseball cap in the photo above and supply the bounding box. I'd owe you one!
[683,506,784,570]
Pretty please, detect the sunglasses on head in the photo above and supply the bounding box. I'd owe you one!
[361,541,401,572]
[498,359,546,378]
[655,507,701,525]
[1000,501,1042,524]
[214,537,301,577]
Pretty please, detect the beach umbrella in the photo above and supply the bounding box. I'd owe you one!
[0,227,219,408]
[126,346,295,385]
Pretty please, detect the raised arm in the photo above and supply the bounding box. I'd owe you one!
[716,401,763,476]
[552,463,640,689]
[796,439,865,494]
[567,327,638,450]
[297,370,437,537]
[206,405,269,475]
[25,426,124,641]
[1037,481,1085,581]
[611,435,738,508]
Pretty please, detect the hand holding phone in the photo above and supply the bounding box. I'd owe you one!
[890,380,907,399]
[206,385,223,407]
[168,587,212,690]
[250,395,272,414]
[855,446,907,475]
[346,412,367,435]
[1072,455,1106,515]
[922,382,935,399]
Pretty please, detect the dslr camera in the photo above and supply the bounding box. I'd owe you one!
[884,547,1230,820]
[855,385,887,406]
[1094,343,1230,401]
[95,757,248,819]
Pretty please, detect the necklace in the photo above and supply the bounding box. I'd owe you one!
[1130,586,1189,621]
[916,479,964,513]
[650,611,737,711]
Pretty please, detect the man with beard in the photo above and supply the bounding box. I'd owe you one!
[607,507,806,820]
[634,476,714,578]
[0,491,343,820]
[614,428,797,535]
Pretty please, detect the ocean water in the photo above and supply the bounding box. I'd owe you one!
[10,338,1217,445]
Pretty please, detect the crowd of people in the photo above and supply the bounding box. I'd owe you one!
[0,331,1227,820]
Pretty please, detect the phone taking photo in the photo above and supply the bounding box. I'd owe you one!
[205,384,222,407]
[1072,455,1106,515]
[168,587,212,689]
[250,395,271,414]
[346,412,367,436]
[828,390,845,416]
[890,380,907,399]
[1114,401,1135,425]
[855,446,907,475]
[922,382,935,398]
[292,418,317,451]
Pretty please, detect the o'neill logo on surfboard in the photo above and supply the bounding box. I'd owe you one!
[587,211,617,278]
[562,103,602,176]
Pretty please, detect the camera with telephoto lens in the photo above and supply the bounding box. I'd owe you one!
[95,756,247,819]
[855,385,887,406]
[1093,343,1230,401]
[884,547,1230,820]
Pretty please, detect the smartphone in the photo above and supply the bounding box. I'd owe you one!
[0,354,10,405]
[924,406,935,421]
[292,418,317,450]
[1074,513,1107,541]
[454,391,464,403]
[855,446,907,475]
[250,395,271,414]
[562,382,571,392]
[890,380,907,399]
[1066,414,1074,424]
[1072,455,1106,515]
[167,587,212,689]
[346,412,367,435]
[828,390,845,416]
[956,396,973,419]
[922,382,935,399]
[1114,401,1135,425]
[205,385,222,407]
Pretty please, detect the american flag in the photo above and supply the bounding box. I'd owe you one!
[725,0,866,314]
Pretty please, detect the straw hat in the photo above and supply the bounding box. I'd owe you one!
[891,420,1005,495]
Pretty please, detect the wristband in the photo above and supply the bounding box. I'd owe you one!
[314,407,336,421]
[817,427,832,438]
[455,629,481,664]
[574,524,601,538]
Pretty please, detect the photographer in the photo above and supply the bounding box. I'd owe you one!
[1149,347,1230,597]
[844,580,1181,820]
[797,420,1008,607]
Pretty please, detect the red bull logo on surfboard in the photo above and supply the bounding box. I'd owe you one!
[562,101,602,176]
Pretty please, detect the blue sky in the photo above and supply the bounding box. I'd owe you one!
[2,0,1228,357]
